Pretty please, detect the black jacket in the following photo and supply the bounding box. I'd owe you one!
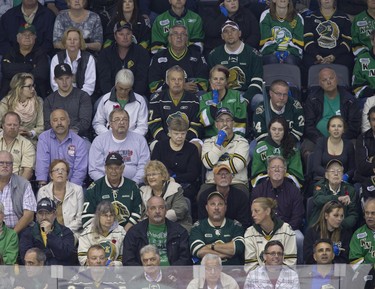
[304,86,361,143]
[97,42,150,96]
[355,129,375,183]
[122,218,192,266]
[19,220,77,265]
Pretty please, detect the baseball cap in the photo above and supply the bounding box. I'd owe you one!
[213,164,231,175]
[54,63,73,78]
[326,159,343,169]
[105,152,124,166]
[207,191,225,202]
[18,23,36,34]
[37,198,56,212]
[114,21,133,33]
[221,20,240,33]
[215,107,233,120]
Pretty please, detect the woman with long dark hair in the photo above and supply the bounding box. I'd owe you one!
[251,116,303,187]
[104,0,151,49]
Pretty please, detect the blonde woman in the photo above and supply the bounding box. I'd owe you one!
[0,73,43,145]
[50,27,96,96]
[140,160,192,231]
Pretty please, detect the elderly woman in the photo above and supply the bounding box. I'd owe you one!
[151,116,201,205]
[244,197,297,272]
[78,201,125,266]
[37,159,84,242]
[53,0,103,53]
[140,160,192,231]
[259,0,304,65]
[92,68,148,136]
[0,202,18,265]
[0,73,43,145]
[50,28,96,96]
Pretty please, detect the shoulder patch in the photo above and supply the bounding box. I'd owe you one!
[252,48,262,57]
[160,19,170,26]
[357,232,367,239]
[255,105,264,115]
[293,100,302,109]
[87,182,96,190]
[150,93,160,101]
[256,145,268,154]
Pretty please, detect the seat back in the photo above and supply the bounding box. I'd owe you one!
[307,64,350,89]
[263,63,302,101]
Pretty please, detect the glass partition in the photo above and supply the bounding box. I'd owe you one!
[0,264,372,289]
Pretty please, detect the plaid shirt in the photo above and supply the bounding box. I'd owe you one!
[0,178,36,228]
[244,265,300,289]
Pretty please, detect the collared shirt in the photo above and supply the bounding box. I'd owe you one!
[0,134,35,174]
[36,129,88,185]
[0,178,36,228]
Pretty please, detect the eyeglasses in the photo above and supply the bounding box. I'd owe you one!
[269,166,286,171]
[271,90,288,98]
[0,161,13,167]
[51,168,67,173]
[264,252,284,257]
[22,84,36,90]
[111,118,129,123]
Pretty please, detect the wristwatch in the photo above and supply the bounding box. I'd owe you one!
[211,243,215,251]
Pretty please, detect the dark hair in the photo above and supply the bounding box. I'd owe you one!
[313,238,333,253]
[113,0,139,25]
[264,240,284,253]
[368,106,375,122]
[313,200,344,243]
[268,116,295,159]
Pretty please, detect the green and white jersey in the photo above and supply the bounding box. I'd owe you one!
[252,97,304,142]
[208,42,263,101]
[189,218,245,265]
[352,50,375,98]
[259,9,304,58]
[82,176,142,228]
[351,10,375,57]
[349,224,375,264]
[151,9,204,53]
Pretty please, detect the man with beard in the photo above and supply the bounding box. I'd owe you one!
[36,109,88,187]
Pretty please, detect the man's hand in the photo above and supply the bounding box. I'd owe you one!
[184,82,198,93]
[40,220,53,234]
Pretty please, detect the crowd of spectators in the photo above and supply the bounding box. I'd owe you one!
[0,0,375,287]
